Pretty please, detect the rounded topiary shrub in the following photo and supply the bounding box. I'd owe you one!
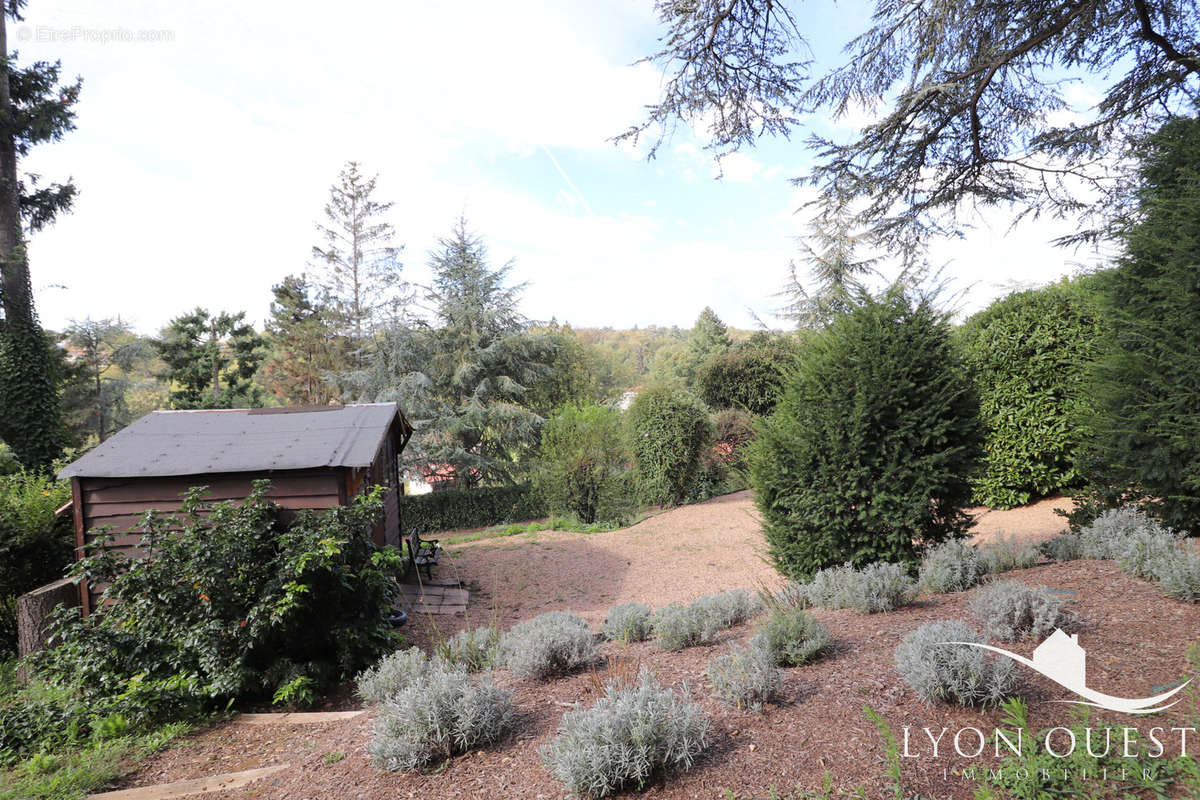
[748,289,982,578]
[696,332,800,415]
[628,386,713,506]
[957,278,1102,509]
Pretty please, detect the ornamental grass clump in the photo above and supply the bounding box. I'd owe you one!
[920,539,987,593]
[356,647,456,705]
[540,670,709,799]
[500,611,596,680]
[603,602,653,643]
[969,581,1074,641]
[706,644,781,710]
[894,620,1018,708]
[368,664,513,772]
[750,606,830,666]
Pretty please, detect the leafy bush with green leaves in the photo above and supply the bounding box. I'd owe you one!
[368,664,513,771]
[957,278,1102,508]
[706,644,781,710]
[894,620,1018,707]
[969,582,1073,640]
[804,562,918,613]
[36,481,404,723]
[919,539,987,593]
[628,386,713,506]
[532,403,630,525]
[749,606,830,666]
[603,603,653,643]
[0,469,73,653]
[977,534,1041,574]
[398,483,545,533]
[356,647,455,704]
[695,332,800,415]
[539,670,709,799]
[499,611,596,680]
[1081,116,1200,536]
[749,289,982,577]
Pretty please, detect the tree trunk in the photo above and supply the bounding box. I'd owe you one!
[17,577,80,674]
[211,317,220,404]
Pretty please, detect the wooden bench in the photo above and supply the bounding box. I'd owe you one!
[405,527,441,580]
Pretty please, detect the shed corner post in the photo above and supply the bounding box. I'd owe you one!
[69,476,91,616]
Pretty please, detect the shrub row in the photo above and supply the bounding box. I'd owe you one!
[802,562,918,613]
[919,536,1042,594]
[399,483,546,533]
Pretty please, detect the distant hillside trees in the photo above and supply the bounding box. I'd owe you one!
[0,9,82,469]
[157,308,265,409]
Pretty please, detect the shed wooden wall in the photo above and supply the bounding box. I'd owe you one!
[73,469,345,613]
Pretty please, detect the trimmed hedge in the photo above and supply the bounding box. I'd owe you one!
[628,386,713,506]
[957,278,1102,509]
[400,484,546,533]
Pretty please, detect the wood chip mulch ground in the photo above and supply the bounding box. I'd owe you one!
[110,493,1200,800]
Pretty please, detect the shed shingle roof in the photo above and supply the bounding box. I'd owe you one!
[57,403,410,479]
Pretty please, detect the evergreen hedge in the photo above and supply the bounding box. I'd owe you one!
[399,484,546,533]
[748,289,982,578]
[957,279,1102,508]
[628,386,713,506]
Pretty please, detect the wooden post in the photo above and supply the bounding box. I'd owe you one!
[16,577,80,664]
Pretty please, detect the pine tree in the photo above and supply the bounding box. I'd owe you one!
[157,309,264,409]
[0,5,82,469]
[262,274,343,405]
[310,162,409,368]
[62,317,151,442]
[777,204,878,328]
[352,216,553,486]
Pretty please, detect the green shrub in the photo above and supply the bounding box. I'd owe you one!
[957,279,1102,508]
[969,582,1074,640]
[1082,117,1200,536]
[628,386,713,506]
[894,620,1019,707]
[602,602,653,643]
[706,644,781,710]
[368,665,513,771]
[750,606,830,666]
[919,539,987,593]
[0,469,73,653]
[36,481,404,724]
[977,535,1041,573]
[804,562,918,613]
[532,404,630,524]
[539,670,709,799]
[399,484,545,533]
[749,289,982,577]
[696,332,800,415]
[499,611,596,680]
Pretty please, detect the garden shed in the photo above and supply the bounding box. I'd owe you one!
[56,402,413,614]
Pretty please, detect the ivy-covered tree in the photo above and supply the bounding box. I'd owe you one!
[262,274,343,405]
[350,217,554,487]
[0,4,82,469]
[157,309,264,409]
[61,317,152,442]
[311,162,410,368]
[1082,115,1200,535]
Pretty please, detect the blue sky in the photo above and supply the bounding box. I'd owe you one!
[18,0,1104,335]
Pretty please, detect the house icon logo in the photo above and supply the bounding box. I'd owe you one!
[945,629,1189,715]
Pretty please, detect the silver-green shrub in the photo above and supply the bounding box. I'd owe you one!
[440,626,498,671]
[969,581,1073,640]
[894,620,1018,707]
[500,611,596,680]
[368,666,513,771]
[750,606,830,666]
[356,647,458,705]
[651,589,759,651]
[539,670,709,798]
[920,539,987,593]
[1079,506,1166,560]
[706,644,781,710]
[770,580,810,610]
[1118,529,1183,580]
[1153,549,1200,602]
[603,602,653,643]
[977,534,1040,573]
[1040,533,1083,562]
[803,562,917,613]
